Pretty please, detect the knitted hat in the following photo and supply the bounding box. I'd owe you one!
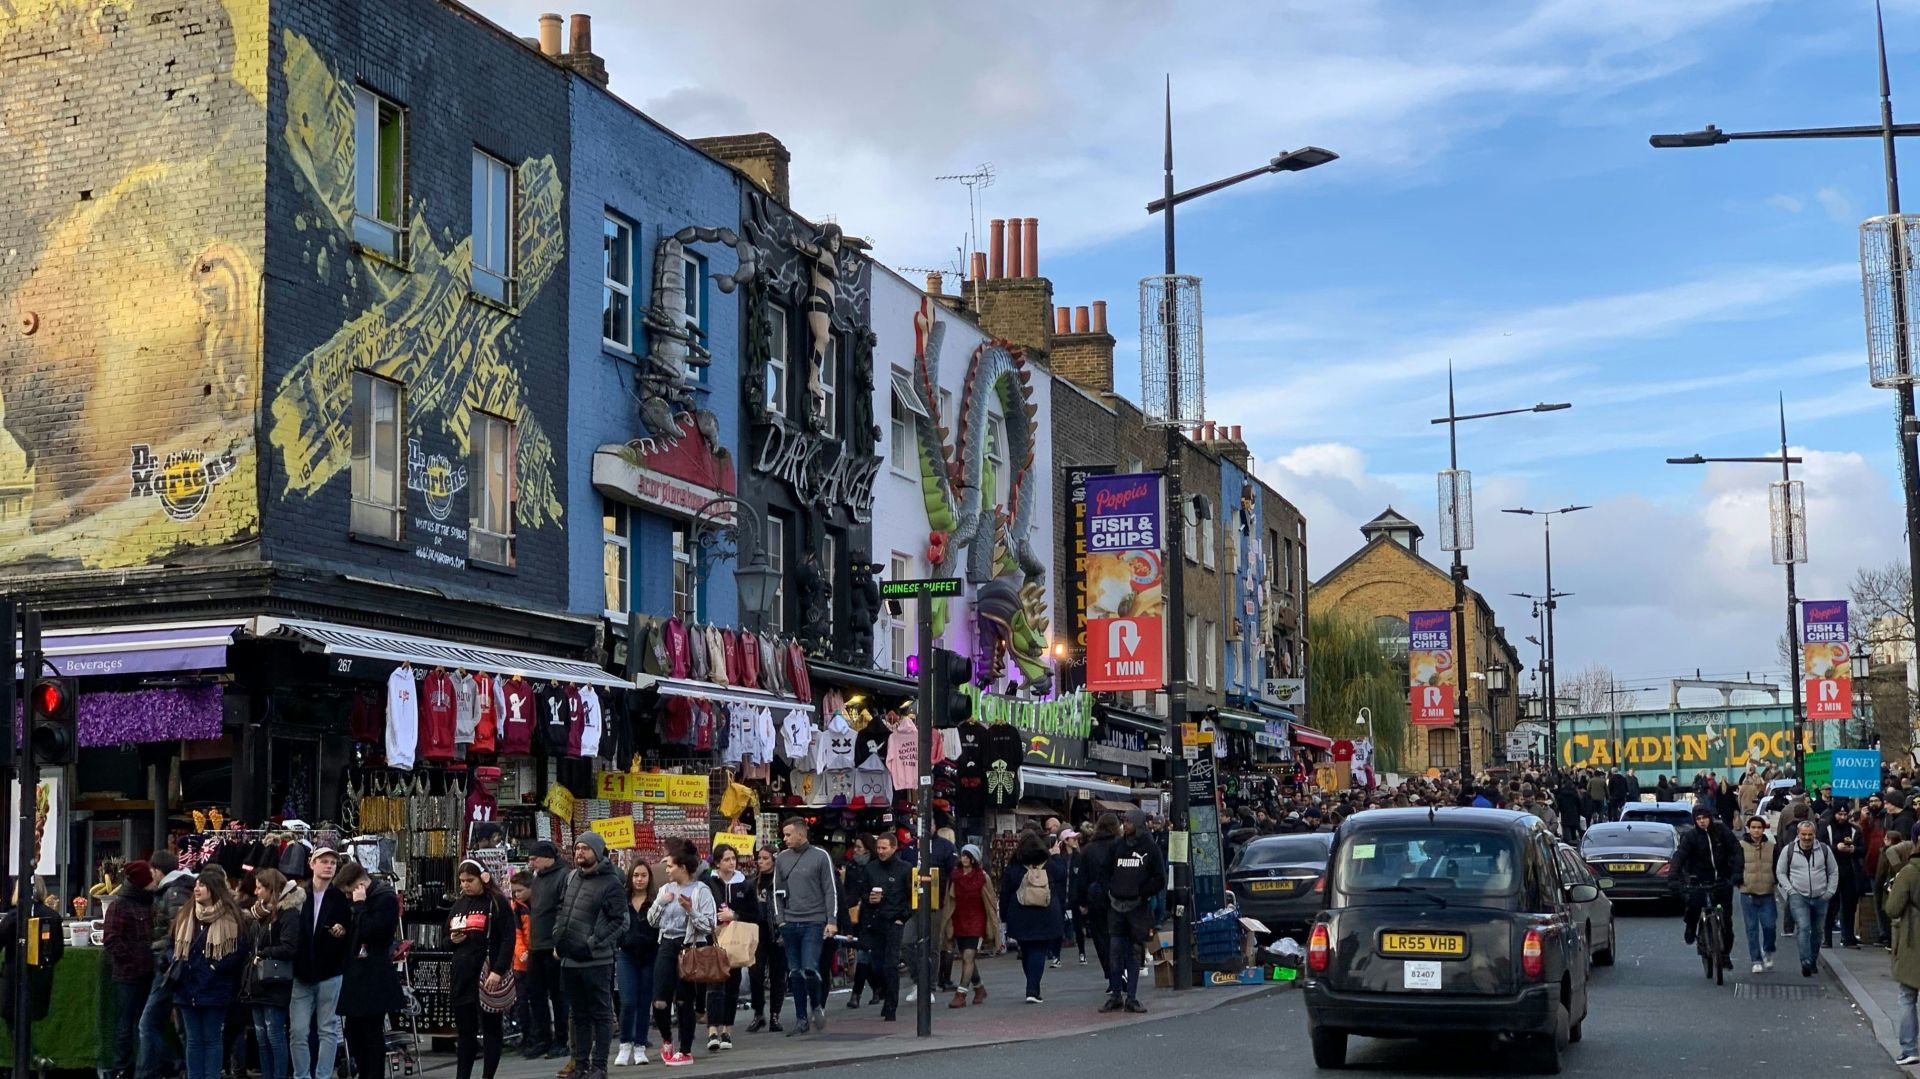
[123,861,154,890]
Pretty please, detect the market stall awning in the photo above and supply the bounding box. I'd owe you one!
[262,618,632,689]
[1022,766,1137,800]
[1290,722,1335,750]
[637,674,817,713]
[807,659,917,701]
[1213,709,1266,734]
[1096,705,1165,737]
[14,620,244,678]
[1252,702,1299,723]
[1093,798,1137,813]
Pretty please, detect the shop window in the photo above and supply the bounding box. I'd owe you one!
[888,551,913,675]
[602,215,633,349]
[469,411,516,566]
[1427,727,1458,770]
[350,372,403,540]
[764,304,789,417]
[766,514,787,633]
[470,149,515,304]
[603,502,630,616]
[671,522,704,623]
[352,87,405,259]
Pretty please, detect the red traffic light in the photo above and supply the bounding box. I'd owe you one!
[30,680,66,718]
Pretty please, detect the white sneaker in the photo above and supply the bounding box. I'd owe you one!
[614,1044,633,1068]
[1751,962,1764,974]
[1896,1053,1920,1066]
[634,1046,651,1066]
[1763,952,1775,971]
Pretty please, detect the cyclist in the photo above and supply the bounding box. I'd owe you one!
[1676,804,1742,965]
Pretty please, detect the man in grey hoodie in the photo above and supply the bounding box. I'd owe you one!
[772,818,839,1035]
[554,833,628,1079]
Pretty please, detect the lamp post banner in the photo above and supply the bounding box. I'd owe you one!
[1801,599,1854,721]
[1409,609,1456,726]
[1085,473,1166,692]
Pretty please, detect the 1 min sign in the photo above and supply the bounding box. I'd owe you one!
[880,578,962,599]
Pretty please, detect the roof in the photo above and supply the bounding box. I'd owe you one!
[1360,505,1424,539]
[1338,807,1543,833]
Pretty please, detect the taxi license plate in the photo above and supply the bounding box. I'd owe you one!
[1249,880,1296,894]
[1379,932,1466,958]
[1605,863,1643,874]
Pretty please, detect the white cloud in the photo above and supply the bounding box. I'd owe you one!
[1766,193,1805,213]
[1818,185,1857,224]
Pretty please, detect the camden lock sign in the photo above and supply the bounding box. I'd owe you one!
[754,423,879,522]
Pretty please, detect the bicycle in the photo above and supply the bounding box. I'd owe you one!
[1686,884,1732,986]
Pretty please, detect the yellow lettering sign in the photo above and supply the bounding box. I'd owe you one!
[591,817,636,850]
[596,772,635,799]
[629,773,710,806]
[544,785,575,821]
[712,831,757,856]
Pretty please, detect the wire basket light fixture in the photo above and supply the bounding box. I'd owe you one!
[1139,273,1205,429]
[1861,214,1920,389]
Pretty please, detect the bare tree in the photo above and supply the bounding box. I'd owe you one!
[1851,560,1913,654]
[1559,663,1620,713]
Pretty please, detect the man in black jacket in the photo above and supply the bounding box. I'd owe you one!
[858,833,914,1022]
[554,833,628,1079]
[1675,806,1744,961]
[1553,780,1583,844]
[290,847,352,1079]
[525,841,569,1060]
[1092,812,1165,1015]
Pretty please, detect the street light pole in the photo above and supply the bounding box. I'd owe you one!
[1503,506,1590,775]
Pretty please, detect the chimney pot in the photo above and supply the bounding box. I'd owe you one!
[1233,425,1242,441]
[1055,307,1071,335]
[1091,300,1107,334]
[1022,218,1038,277]
[568,13,592,54]
[926,272,943,296]
[1007,220,1024,285]
[538,12,562,55]
[1073,306,1090,334]
[970,251,987,281]
[988,220,1006,280]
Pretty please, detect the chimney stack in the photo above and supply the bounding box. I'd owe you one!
[1073,306,1090,333]
[1006,220,1024,285]
[989,219,1006,280]
[1048,295,1116,395]
[690,133,792,205]
[537,13,562,55]
[1022,218,1038,277]
[1055,307,1072,335]
[1092,300,1107,334]
[547,12,608,85]
[960,215,1055,357]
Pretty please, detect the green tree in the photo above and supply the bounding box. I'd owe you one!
[1308,610,1409,772]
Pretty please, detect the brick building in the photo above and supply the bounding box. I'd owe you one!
[1311,508,1525,773]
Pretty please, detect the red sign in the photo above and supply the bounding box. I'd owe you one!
[1087,616,1163,692]
[1411,683,1456,727]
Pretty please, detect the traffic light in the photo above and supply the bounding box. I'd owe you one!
[930,647,973,729]
[27,676,77,766]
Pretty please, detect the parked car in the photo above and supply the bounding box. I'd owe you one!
[1580,822,1682,905]
[1228,833,1335,943]
[1618,802,1696,831]
[1303,808,1593,1074]
[1556,843,1616,967]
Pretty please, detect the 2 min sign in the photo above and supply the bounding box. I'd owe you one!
[880,578,962,599]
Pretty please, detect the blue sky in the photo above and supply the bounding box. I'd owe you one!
[475,0,1914,702]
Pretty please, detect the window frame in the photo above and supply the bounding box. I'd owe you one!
[1427,727,1458,770]
[1200,500,1216,570]
[470,149,516,305]
[764,304,790,418]
[888,552,913,676]
[821,533,839,625]
[985,409,1009,508]
[818,333,839,438]
[352,87,406,260]
[766,514,787,633]
[889,367,917,475]
[349,371,404,541]
[602,215,634,351]
[1204,620,1218,691]
[602,501,630,618]
[671,522,703,623]
[468,410,517,567]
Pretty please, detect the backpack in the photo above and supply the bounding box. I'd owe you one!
[1016,865,1052,908]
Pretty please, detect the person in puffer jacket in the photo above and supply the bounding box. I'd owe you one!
[553,833,628,1079]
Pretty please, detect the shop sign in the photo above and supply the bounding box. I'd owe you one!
[1253,721,1287,749]
[590,817,637,850]
[7,773,58,877]
[544,785,575,821]
[1558,721,1814,773]
[1802,600,1854,721]
[1263,678,1306,711]
[1064,465,1115,662]
[1089,726,1153,769]
[751,423,880,523]
[627,772,711,805]
[1831,749,1881,796]
[1408,610,1455,726]
[592,437,736,522]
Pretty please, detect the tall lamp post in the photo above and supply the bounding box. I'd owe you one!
[1429,367,1570,775]
[1666,398,1808,775]
[1503,505,1590,773]
[1143,78,1335,990]
[689,496,782,630]
[1651,2,1920,694]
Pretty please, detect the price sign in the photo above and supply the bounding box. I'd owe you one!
[712,831,757,856]
[544,785,576,821]
[591,817,637,850]
[630,773,710,805]
[596,772,635,799]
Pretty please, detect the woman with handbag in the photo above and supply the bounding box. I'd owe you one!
[648,848,717,1067]
[703,845,759,1052]
[615,860,659,1067]
[335,862,407,1079]
[171,869,250,1079]
[242,869,301,1079]
[448,860,516,1079]
[745,846,786,1034]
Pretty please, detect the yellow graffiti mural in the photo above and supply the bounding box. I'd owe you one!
[268,31,564,528]
[0,0,265,570]
[1560,727,1815,771]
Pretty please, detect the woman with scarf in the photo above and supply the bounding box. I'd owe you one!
[242,868,301,1079]
[447,860,515,1079]
[171,869,250,1079]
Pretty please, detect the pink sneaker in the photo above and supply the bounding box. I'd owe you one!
[661,1051,693,1068]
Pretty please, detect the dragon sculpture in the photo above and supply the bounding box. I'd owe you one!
[633,226,758,453]
[909,296,1053,693]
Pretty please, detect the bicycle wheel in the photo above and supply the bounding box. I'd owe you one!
[1712,911,1728,986]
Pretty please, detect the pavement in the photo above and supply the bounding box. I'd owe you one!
[416,947,1283,1079]
[1822,933,1920,1071]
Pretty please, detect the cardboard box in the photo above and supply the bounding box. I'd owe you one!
[1151,945,1174,989]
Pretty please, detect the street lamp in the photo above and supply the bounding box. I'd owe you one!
[1666,397,1808,774]
[1649,2,1920,697]
[689,496,781,630]
[1429,365,1571,777]
[1143,77,1336,992]
[1503,505,1590,777]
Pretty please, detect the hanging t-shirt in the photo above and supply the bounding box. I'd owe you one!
[823,768,855,808]
[782,711,815,766]
[418,670,457,764]
[562,685,585,757]
[465,782,498,828]
[852,766,892,808]
[854,720,891,768]
[452,672,480,746]
[536,685,570,755]
[982,723,1025,810]
[790,769,821,806]
[817,713,857,770]
[499,677,536,755]
[580,688,604,759]
[752,707,778,767]
[722,704,752,768]
[471,674,502,753]
[952,755,987,818]
[385,667,419,770]
[956,720,988,758]
[885,718,919,792]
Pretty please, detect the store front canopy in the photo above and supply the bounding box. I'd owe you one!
[1290,722,1335,750]
[1213,709,1267,734]
[638,674,817,713]
[14,620,244,679]
[264,618,632,689]
[1022,766,1137,801]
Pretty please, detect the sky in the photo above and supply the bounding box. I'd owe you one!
[473,0,1918,707]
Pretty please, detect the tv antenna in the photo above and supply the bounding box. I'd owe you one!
[935,163,995,267]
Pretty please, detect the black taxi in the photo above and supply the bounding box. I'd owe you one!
[1302,808,1593,1074]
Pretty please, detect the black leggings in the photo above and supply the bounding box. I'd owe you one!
[748,927,787,1020]
[343,1014,387,1079]
[453,1002,503,1079]
[652,940,699,1054]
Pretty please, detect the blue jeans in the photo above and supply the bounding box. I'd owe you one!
[1900,983,1919,1058]
[1106,933,1141,1000]
[253,1005,291,1079]
[138,969,182,1079]
[178,1005,226,1079]
[1787,893,1830,970]
[779,923,824,1024]
[289,976,342,1079]
[1739,892,1778,963]
[615,952,652,1047]
[1019,940,1048,999]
